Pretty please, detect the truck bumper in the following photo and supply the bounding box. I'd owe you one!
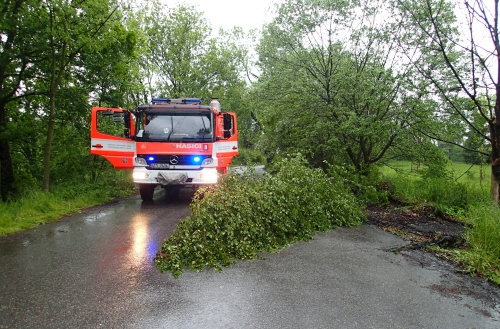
[132,167,218,186]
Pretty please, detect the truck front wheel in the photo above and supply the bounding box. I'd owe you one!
[139,184,156,201]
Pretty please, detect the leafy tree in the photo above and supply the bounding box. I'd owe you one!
[135,2,255,148]
[254,0,422,174]
[0,0,141,200]
[392,0,500,201]
[36,0,124,192]
[138,2,247,102]
[82,16,141,108]
[463,106,489,164]
[0,0,42,201]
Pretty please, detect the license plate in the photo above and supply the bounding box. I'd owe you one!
[151,163,170,169]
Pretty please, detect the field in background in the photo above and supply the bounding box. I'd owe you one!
[379,160,491,204]
[380,160,490,182]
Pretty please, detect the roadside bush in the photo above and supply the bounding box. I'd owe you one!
[52,170,134,200]
[328,165,390,206]
[154,155,365,277]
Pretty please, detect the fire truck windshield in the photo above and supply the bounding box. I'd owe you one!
[136,113,213,142]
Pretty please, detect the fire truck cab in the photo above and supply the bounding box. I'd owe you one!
[90,98,238,201]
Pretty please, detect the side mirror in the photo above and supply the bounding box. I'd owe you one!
[123,110,131,129]
[223,113,232,130]
[221,113,234,139]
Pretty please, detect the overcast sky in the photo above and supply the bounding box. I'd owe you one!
[160,0,276,32]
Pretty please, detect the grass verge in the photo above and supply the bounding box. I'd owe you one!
[436,203,500,285]
[0,177,136,237]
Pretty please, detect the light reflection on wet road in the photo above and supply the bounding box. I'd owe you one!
[0,190,190,328]
[1,189,499,329]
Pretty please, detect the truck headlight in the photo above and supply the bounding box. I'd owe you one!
[202,158,213,166]
[200,168,218,182]
[133,172,150,180]
[135,157,147,166]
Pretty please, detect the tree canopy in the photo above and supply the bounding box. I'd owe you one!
[1,0,499,202]
[252,0,436,174]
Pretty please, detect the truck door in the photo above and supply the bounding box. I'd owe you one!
[215,112,239,170]
[90,107,135,169]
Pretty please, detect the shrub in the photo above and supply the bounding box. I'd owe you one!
[155,155,365,277]
[328,165,390,206]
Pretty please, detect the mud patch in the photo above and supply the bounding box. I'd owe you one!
[366,204,467,249]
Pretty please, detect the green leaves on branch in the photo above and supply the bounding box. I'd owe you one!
[154,155,365,277]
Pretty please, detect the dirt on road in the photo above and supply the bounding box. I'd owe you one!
[366,202,468,250]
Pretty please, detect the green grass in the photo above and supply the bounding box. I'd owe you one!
[1,191,93,236]
[379,161,490,211]
[440,203,500,285]
[464,203,500,259]
[0,173,136,237]
[380,160,490,188]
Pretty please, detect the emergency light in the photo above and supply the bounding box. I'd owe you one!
[151,98,202,105]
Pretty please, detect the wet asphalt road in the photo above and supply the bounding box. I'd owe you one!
[1,189,500,329]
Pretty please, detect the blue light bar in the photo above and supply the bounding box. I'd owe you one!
[151,98,170,104]
[152,97,202,105]
[148,156,155,161]
[193,156,201,163]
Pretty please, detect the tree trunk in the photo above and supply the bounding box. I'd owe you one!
[42,60,68,192]
[491,169,500,203]
[491,121,500,203]
[0,102,16,202]
[42,86,58,192]
[42,12,67,192]
[0,140,16,202]
[493,9,500,203]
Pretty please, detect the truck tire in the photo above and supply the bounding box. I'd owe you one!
[139,184,156,201]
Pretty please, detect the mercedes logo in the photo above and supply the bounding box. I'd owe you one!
[169,155,179,165]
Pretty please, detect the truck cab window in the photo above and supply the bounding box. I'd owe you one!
[137,114,212,142]
[97,111,127,137]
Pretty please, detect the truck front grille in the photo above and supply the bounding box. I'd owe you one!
[139,154,210,167]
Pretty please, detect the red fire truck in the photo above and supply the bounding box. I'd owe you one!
[90,98,238,201]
